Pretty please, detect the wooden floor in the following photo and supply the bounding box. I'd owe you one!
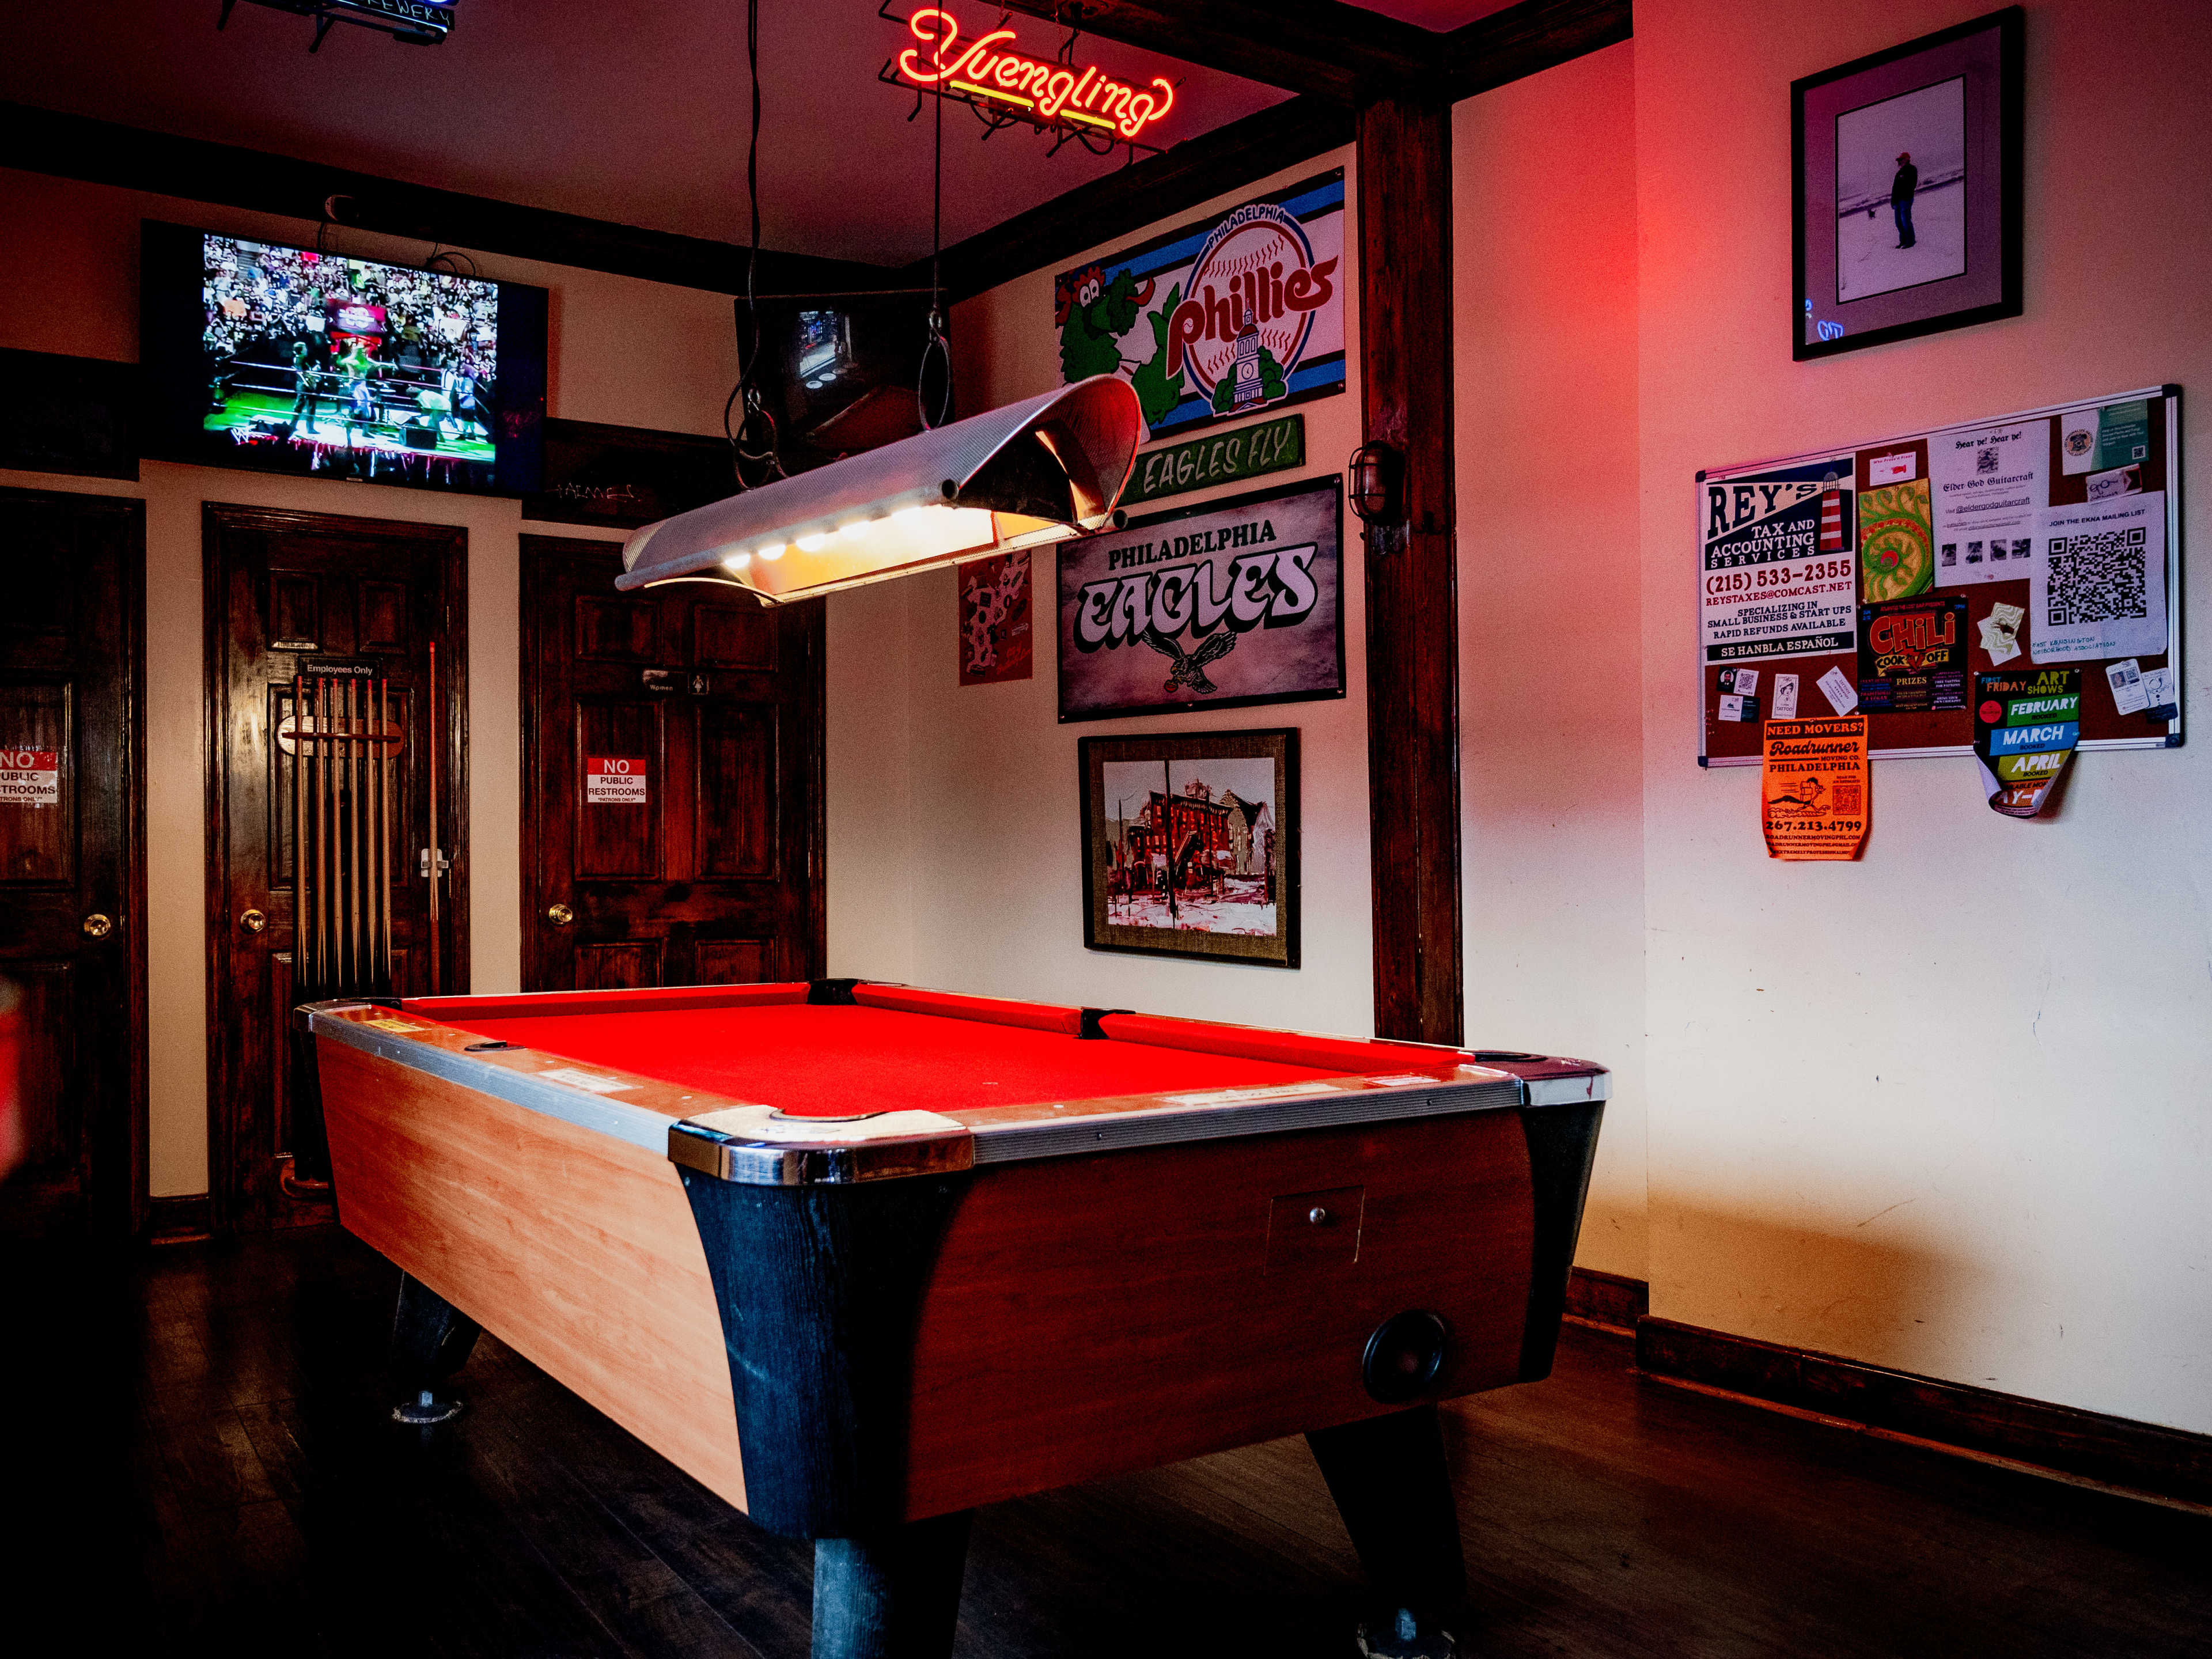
[11,1226,2210,1657]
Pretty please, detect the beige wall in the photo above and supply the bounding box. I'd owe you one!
[0,166,733,1195]
[1633,0,2212,1431]
[1454,41,1646,1281]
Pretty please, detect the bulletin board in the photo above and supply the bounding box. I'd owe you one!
[1698,385,2182,764]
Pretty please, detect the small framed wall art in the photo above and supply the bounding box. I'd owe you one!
[1793,7,2023,361]
[1078,727,1298,968]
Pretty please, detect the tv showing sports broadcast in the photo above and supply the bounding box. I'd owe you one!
[141,221,546,495]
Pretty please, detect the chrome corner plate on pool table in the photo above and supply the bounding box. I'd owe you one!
[302,978,1608,1659]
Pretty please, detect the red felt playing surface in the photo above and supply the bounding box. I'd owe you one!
[432,1002,1338,1118]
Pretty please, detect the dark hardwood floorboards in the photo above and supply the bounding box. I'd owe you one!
[6,1226,2207,1657]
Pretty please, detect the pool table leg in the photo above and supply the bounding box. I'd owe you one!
[810,1511,972,1659]
[1307,1406,1465,1659]
[387,1271,481,1426]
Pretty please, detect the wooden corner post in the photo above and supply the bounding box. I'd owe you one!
[1358,96,1464,1046]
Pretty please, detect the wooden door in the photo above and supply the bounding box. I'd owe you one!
[204,503,466,1232]
[521,536,823,990]
[0,488,146,1239]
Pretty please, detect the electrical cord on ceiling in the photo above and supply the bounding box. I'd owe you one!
[724,0,783,488]
[917,21,953,430]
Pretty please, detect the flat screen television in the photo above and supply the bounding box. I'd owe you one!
[752,291,936,472]
[141,221,546,495]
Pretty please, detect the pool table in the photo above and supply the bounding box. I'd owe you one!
[305,979,1607,1659]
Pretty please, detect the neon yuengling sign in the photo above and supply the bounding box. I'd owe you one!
[886,7,1177,149]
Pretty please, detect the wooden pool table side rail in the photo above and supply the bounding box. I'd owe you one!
[895,1108,1545,1517]
[316,1037,755,1514]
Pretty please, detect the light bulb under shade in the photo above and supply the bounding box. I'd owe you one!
[796,533,831,552]
[755,543,787,562]
[722,551,752,571]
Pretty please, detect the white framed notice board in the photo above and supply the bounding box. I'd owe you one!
[1697,385,2181,764]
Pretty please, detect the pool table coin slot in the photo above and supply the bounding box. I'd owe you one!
[463,1039,520,1051]
[1267,1184,1365,1273]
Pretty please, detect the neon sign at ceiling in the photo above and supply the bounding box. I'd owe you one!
[891,7,1177,145]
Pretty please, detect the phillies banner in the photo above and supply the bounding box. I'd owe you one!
[1057,477,1343,722]
[1053,170,1345,441]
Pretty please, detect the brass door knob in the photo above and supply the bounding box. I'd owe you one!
[81,913,113,940]
[546,903,575,927]
[239,908,268,934]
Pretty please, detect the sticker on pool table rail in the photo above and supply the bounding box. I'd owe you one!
[1160,1081,1346,1108]
[537,1067,639,1094]
[363,1017,426,1033]
[684,1103,967,1143]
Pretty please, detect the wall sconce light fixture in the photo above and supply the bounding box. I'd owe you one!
[1346,440,1407,554]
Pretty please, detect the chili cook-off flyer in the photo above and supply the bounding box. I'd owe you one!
[1761,715,1870,860]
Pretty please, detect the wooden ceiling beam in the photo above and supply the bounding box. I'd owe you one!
[994,1,1442,104]
[0,101,890,297]
[996,0,1631,106]
[1445,0,1634,100]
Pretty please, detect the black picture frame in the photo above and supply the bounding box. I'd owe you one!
[521,417,739,530]
[1078,728,1299,969]
[1793,7,2023,361]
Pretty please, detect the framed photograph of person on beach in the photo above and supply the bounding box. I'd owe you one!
[1078,728,1298,969]
[1793,8,2023,361]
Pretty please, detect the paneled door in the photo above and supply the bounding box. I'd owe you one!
[204,503,466,1232]
[521,536,823,990]
[0,488,145,1239]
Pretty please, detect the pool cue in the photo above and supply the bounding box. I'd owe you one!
[293,675,309,991]
[379,677,394,987]
[426,643,441,994]
[317,677,330,986]
[347,677,363,989]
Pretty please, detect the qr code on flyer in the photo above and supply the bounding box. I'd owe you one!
[2046,525,2148,626]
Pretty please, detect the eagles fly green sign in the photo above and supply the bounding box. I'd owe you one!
[1121,414,1305,506]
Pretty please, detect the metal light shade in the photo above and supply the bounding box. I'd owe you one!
[616,375,1143,603]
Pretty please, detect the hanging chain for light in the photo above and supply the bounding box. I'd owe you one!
[724,0,785,489]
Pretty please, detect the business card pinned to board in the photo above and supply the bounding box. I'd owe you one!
[1817,664,1859,715]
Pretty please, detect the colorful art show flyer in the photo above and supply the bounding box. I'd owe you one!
[1761,715,1869,860]
[1974,670,2081,817]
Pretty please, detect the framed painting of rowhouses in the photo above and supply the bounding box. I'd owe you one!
[1078,728,1299,968]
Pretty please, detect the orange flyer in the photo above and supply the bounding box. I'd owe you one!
[1761,715,1869,861]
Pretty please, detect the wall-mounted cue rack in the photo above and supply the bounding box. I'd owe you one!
[1698,385,2183,764]
[280,674,400,997]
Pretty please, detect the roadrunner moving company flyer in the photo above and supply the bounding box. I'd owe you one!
[1057,478,1343,723]
[1700,460,1859,664]
[1761,715,1869,860]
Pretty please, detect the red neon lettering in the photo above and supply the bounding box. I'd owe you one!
[894,9,1176,141]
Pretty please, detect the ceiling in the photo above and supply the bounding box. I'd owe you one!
[0,1,1300,268]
